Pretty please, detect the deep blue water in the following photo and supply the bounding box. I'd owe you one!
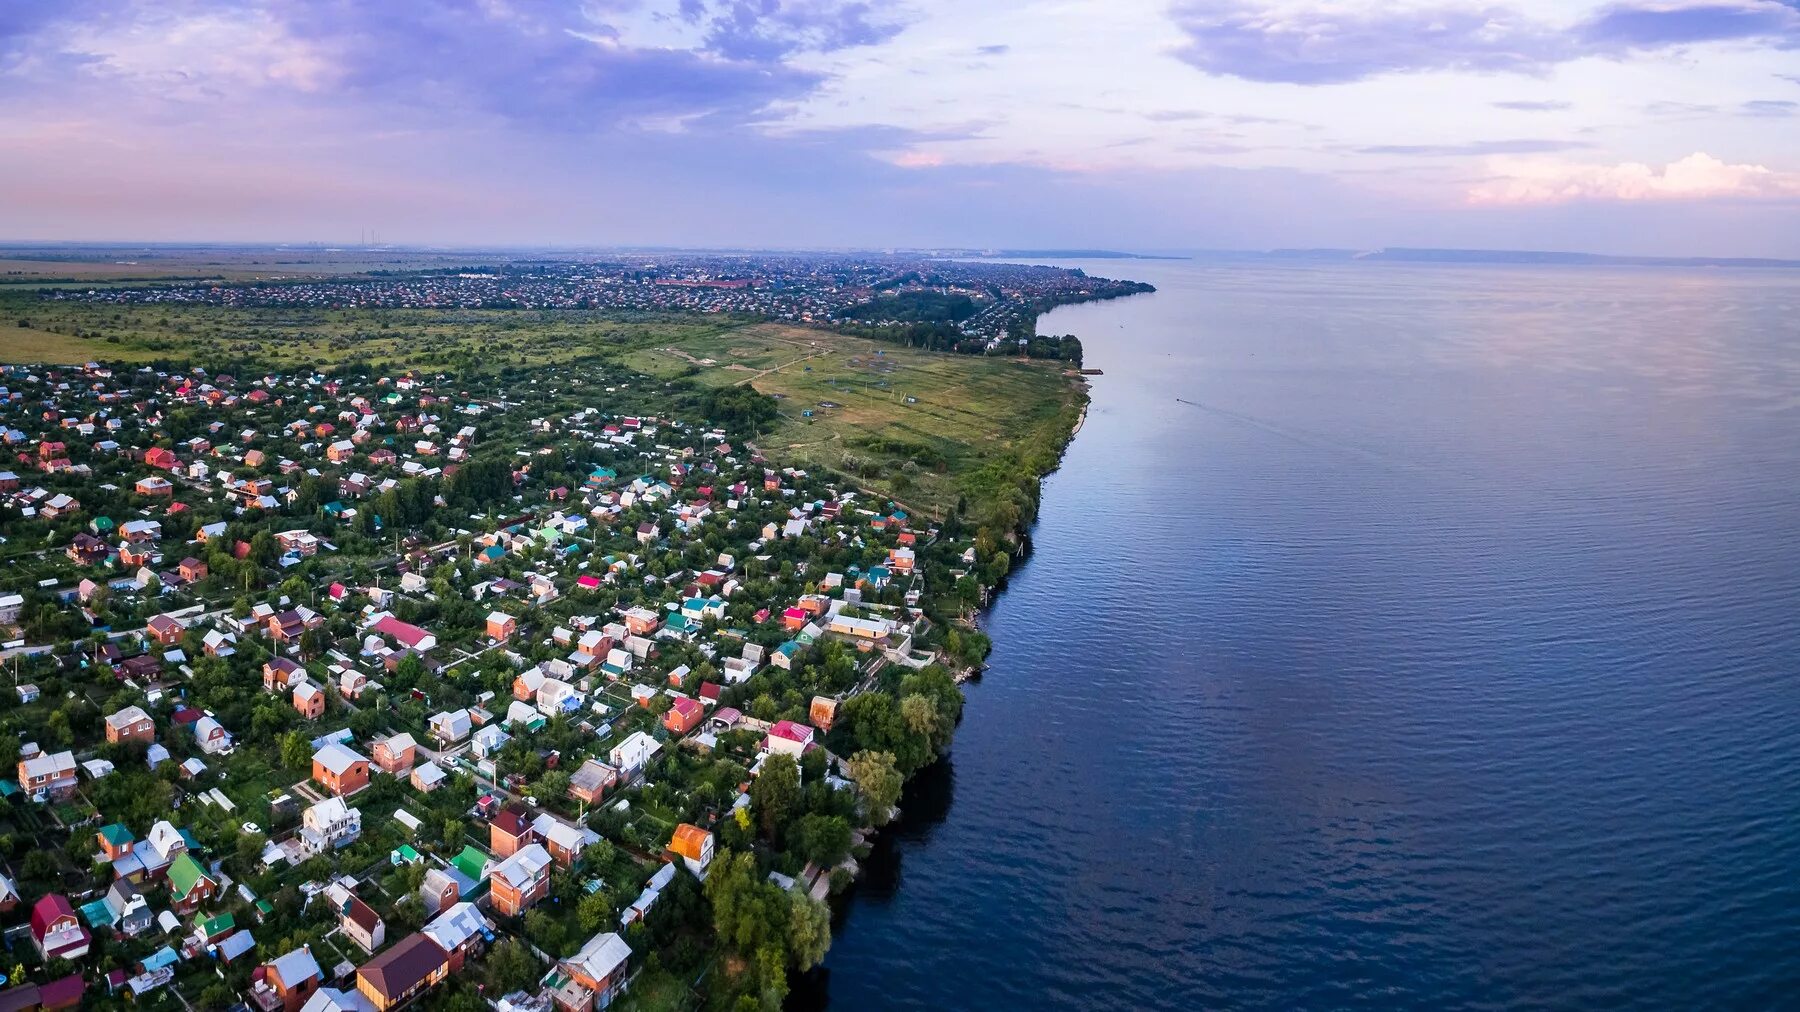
[797,259,1800,1010]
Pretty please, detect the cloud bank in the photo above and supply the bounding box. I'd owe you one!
[1468,151,1800,204]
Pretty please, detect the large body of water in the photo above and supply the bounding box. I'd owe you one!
[798,258,1800,1009]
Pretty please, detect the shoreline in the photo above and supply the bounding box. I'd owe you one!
[810,308,1111,982]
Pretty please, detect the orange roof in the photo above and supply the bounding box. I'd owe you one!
[670,823,710,861]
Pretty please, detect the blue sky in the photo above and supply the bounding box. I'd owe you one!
[2,0,1798,255]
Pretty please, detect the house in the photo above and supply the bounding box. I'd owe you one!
[111,819,186,883]
[420,869,462,917]
[146,613,186,645]
[103,879,154,938]
[489,805,534,858]
[104,704,155,744]
[252,946,323,1012]
[264,656,305,692]
[764,719,814,757]
[195,714,234,754]
[609,731,659,775]
[178,557,208,583]
[427,708,471,745]
[354,932,449,1011]
[31,895,91,961]
[202,628,238,657]
[312,742,371,797]
[370,614,436,652]
[167,851,218,913]
[568,759,618,806]
[409,761,446,793]
[809,696,839,732]
[555,932,633,1011]
[534,678,581,718]
[533,813,590,867]
[485,611,516,641]
[19,749,78,799]
[668,824,714,876]
[420,902,490,973]
[372,733,417,774]
[622,606,659,636]
[66,532,108,565]
[469,724,510,761]
[488,843,553,916]
[300,797,362,852]
[330,888,386,954]
[662,696,703,736]
[293,681,325,720]
[134,476,174,497]
[0,974,85,1011]
[97,822,136,862]
[512,665,546,701]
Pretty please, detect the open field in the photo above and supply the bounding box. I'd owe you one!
[0,292,747,368]
[613,322,1084,519]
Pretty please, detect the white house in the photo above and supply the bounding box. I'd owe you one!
[427,708,471,744]
[470,724,511,759]
[194,715,234,754]
[299,796,362,854]
[609,731,660,775]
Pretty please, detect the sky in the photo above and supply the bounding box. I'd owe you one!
[2,0,1798,256]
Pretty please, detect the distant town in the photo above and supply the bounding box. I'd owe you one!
[48,254,1153,349]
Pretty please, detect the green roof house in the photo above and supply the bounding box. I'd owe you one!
[167,852,217,912]
[452,845,489,882]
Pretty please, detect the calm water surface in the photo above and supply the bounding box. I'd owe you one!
[799,259,1800,1010]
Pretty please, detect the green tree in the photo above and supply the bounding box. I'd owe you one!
[791,813,851,868]
[847,750,903,827]
[786,891,832,971]
[749,754,800,843]
[280,730,312,770]
[485,938,538,993]
[578,889,613,933]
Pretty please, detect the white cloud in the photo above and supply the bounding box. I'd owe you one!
[1466,151,1800,204]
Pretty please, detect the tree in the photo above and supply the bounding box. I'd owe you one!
[901,693,938,743]
[281,730,312,770]
[485,938,538,993]
[749,754,800,843]
[786,891,831,971]
[578,889,613,933]
[524,908,565,955]
[848,750,903,827]
[791,813,851,869]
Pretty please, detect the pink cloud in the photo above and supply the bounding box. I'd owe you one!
[1467,151,1800,205]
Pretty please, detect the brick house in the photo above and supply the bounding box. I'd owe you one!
[146,613,186,646]
[252,946,323,1012]
[104,704,155,744]
[568,759,618,806]
[489,805,534,859]
[662,696,703,736]
[485,611,516,641]
[372,733,417,774]
[312,742,371,797]
[293,682,325,720]
[488,843,552,917]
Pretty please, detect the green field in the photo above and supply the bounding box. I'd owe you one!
[608,322,1083,520]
